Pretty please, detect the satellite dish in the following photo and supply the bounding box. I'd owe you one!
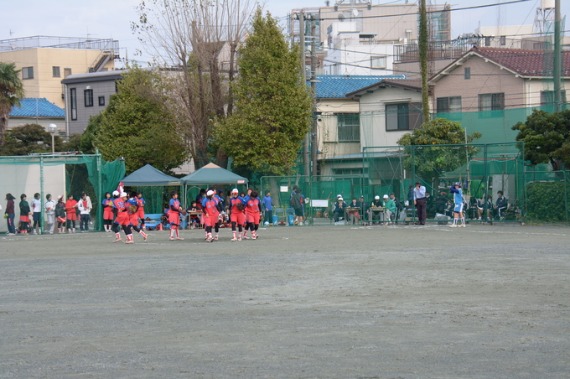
[352,8,359,17]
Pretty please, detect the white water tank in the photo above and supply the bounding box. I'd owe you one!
[541,0,554,10]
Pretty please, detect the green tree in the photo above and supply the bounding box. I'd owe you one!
[398,118,481,186]
[214,9,312,176]
[0,124,63,156]
[0,62,25,146]
[94,68,187,173]
[512,109,570,171]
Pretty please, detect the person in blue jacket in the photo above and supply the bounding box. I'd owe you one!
[449,182,465,227]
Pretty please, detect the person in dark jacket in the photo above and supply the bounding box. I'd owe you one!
[4,193,16,235]
[18,194,31,234]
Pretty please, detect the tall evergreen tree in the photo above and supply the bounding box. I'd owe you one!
[95,68,187,173]
[214,9,312,176]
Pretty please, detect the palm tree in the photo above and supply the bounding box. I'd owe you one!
[0,62,25,146]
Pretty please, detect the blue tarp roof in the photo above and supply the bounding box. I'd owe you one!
[9,98,65,118]
[310,75,406,99]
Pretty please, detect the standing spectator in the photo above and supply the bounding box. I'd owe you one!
[449,182,466,227]
[262,191,273,226]
[101,192,114,232]
[44,194,56,235]
[65,194,78,233]
[383,194,397,224]
[4,193,16,235]
[55,195,66,233]
[31,192,42,235]
[413,182,427,225]
[78,193,92,232]
[19,194,31,234]
[290,185,305,226]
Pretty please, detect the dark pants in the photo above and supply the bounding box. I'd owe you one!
[6,214,16,234]
[265,210,273,224]
[80,214,90,231]
[415,198,427,225]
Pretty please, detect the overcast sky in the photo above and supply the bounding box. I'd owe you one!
[1,0,567,66]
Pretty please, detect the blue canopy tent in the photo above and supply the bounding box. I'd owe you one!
[121,164,181,213]
[180,162,248,206]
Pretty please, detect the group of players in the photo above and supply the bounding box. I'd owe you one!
[102,186,263,244]
[167,188,263,243]
[101,189,148,244]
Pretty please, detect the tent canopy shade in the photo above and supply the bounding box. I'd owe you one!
[180,162,248,185]
[122,164,181,186]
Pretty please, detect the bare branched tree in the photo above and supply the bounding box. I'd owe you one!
[132,0,257,168]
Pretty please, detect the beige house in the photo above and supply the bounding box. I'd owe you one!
[429,46,570,113]
[0,36,119,109]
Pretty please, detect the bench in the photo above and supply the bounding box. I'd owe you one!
[143,213,164,230]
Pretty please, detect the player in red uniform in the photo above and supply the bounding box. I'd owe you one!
[245,190,262,240]
[136,192,146,230]
[101,192,114,232]
[128,196,148,241]
[228,188,246,241]
[203,190,221,242]
[168,191,185,241]
[113,192,134,243]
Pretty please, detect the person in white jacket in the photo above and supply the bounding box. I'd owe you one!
[77,192,92,232]
[44,194,56,234]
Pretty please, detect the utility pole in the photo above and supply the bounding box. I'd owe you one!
[310,17,318,178]
[419,0,430,123]
[298,12,310,177]
[553,0,561,112]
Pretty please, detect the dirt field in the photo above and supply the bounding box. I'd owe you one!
[1,223,569,379]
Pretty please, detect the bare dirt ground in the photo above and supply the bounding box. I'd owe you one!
[1,223,569,379]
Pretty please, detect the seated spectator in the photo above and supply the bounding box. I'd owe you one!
[369,196,383,224]
[347,198,361,224]
[477,195,493,221]
[333,197,347,222]
[494,191,508,219]
[187,201,201,229]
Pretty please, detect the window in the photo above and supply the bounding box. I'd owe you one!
[541,90,567,105]
[84,89,94,107]
[499,36,506,46]
[386,103,422,131]
[464,67,471,80]
[52,66,61,78]
[484,37,491,47]
[370,55,387,69]
[436,96,462,113]
[70,88,77,121]
[479,93,505,111]
[98,96,105,106]
[22,67,34,80]
[337,113,360,142]
[64,68,72,78]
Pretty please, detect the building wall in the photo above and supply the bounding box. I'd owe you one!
[324,41,394,76]
[65,79,118,136]
[431,55,525,112]
[358,87,423,148]
[316,99,361,160]
[0,48,115,109]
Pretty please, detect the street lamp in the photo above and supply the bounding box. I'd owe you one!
[48,124,58,154]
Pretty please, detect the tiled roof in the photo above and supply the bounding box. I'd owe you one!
[347,79,423,98]
[10,98,65,118]
[311,75,406,99]
[470,47,570,77]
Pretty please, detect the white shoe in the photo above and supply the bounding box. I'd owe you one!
[449,224,457,228]
[461,224,466,227]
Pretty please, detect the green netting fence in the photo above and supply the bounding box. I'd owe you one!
[0,154,125,232]
[261,142,570,225]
